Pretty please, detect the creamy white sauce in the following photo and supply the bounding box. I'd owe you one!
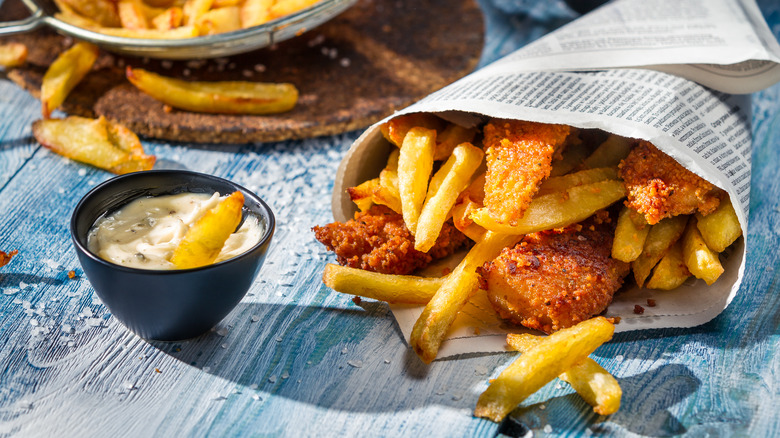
[87,192,263,270]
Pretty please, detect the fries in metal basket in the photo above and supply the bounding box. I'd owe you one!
[506,332,621,416]
[474,317,615,422]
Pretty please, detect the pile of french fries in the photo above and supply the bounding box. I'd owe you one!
[322,112,744,421]
[0,43,27,68]
[53,0,323,39]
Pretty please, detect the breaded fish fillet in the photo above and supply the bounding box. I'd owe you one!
[619,141,722,225]
[313,205,468,275]
[482,119,570,225]
[478,213,629,333]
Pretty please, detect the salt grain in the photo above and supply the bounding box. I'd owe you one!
[249,383,258,390]
[451,394,462,401]
[543,424,552,433]
[78,169,87,176]
[3,288,19,295]
[474,365,489,376]
[216,327,229,337]
[281,372,289,379]
[250,315,260,322]
[268,375,277,383]
[275,336,283,342]
[252,394,261,401]
[340,58,351,67]
[347,360,363,368]
[615,355,624,361]
[30,319,39,326]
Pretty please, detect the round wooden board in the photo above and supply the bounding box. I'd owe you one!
[1,0,483,144]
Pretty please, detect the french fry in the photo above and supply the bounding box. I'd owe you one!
[183,0,214,25]
[474,317,615,422]
[536,167,618,196]
[213,0,242,7]
[269,0,321,19]
[240,0,274,28]
[415,143,484,252]
[696,196,742,252]
[118,0,150,29]
[347,178,380,212]
[410,231,523,363]
[32,116,156,174]
[611,206,650,262]
[581,134,634,169]
[380,113,447,147]
[506,333,621,416]
[322,263,443,304]
[0,43,28,68]
[60,0,121,27]
[41,42,99,119]
[549,138,590,177]
[645,240,690,290]
[126,67,298,114]
[470,180,626,235]
[196,6,241,35]
[681,219,724,285]
[452,172,487,241]
[170,191,245,269]
[92,25,199,38]
[151,7,184,30]
[397,127,436,235]
[632,215,688,287]
[0,250,18,268]
[433,124,478,161]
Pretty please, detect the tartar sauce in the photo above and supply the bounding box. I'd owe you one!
[87,192,263,270]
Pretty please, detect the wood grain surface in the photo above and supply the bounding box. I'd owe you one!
[0,0,484,144]
[0,0,778,437]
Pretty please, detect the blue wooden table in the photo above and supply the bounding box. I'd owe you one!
[0,1,778,436]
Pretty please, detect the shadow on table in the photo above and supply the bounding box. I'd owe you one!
[499,363,698,437]
[0,136,35,152]
[146,299,508,414]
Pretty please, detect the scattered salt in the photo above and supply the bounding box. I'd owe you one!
[384,359,390,364]
[30,319,39,326]
[19,282,28,290]
[250,315,260,322]
[123,381,136,390]
[216,327,229,337]
[539,404,546,410]
[347,360,363,368]
[268,375,277,383]
[203,366,211,372]
[451,394,462,401]
[212,394,227,401]
[275,336,283,342]
[474,365,489,376]
[252,394,261,401]
[340,347,348,355]
[543,424,552,433]
[221,343,227,349]
[3,288,19,295]
[249,383,258,390]
[78,169,87,176]
[615,355,624,361]
[62,324,73,333]
[281,372,289,379]
[340,58,351,67]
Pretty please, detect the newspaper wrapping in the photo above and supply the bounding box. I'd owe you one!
[330,0,780,357]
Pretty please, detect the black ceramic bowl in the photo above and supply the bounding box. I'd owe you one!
[70,170,275,341]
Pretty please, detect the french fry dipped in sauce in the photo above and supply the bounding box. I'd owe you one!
[171,191,245,269]
[125,67,298,115]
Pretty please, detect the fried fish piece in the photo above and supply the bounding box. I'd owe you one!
[482,120,570,225]
[618,141,722,225]
[478,213,629,333]
[313,205,468,275]
[0,250,18,268]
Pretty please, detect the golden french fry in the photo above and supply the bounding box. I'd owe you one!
[474,317,615,422]
[380,113,447,147]
[32,116,155,174]
[322,263,443,304]
[398,127,436,235]
[213,0,242,7]
[696,196,742,253]
[240,0,274,28]
[681,219,724,285]
[118,0,149,29]
[470,180,626,235]
[549,138,590,177]
[506,333,621,416]
[433,124,478,161]
[646,240,690,290]
[582,134,634,169]
[0,43,28,68]
[196,6,241,35]
[415,143,484,252]
[269,0,321,19]
[451,172,487,241]
[54,9,102,29]
[170,191,245,269]
[536,167,618,196]
[411,231,522,363]
[347,178,378,212]
[41,42,99,119]
[151,7,184,30]
[126,67,298,114]
[60,0,121,26]
[92,25,199,38]
[632,215,688,287]
[612,206,650,262]
[183,0,214,25]
[0,250,18,268]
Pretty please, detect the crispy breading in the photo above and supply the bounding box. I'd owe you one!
[0,250,18,268]
[482,119,570,225]
[618,141,722,225]
[478,213,629,333]
[313,205,468,275]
